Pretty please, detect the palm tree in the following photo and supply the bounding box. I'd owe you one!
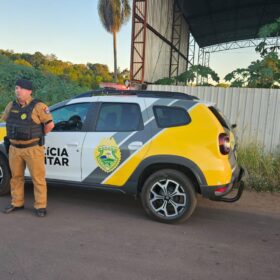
[98,0,131,82]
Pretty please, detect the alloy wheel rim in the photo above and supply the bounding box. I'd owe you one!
[149,179,187,218]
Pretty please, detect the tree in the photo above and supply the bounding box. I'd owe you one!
[117,68,130,84]
[154,77,175,85]
[224,17,280,88]
[224,53,280,88]
[175,65,219,85]
[14,59,32,67]
[154,65,220,85]
[256,17,280,57]
[0,49,130,89]
[87,63,112,81]
[98,0,131,82]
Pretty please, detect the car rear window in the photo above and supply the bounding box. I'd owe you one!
[153,106,191,128]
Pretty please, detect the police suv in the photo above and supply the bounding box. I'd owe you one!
[0,90,244,223]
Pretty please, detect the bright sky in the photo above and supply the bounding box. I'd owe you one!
[0,0,261,80]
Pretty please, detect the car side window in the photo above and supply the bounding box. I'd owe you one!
[153,106,191,128]
[51,103,91,132]
[96,103,143,132]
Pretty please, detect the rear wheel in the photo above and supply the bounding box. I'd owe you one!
[0,155,11,196]
[141,169,197,223]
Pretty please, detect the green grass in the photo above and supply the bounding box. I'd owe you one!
[237,144,280,192]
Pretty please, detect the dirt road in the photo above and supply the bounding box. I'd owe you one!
[0,185,279,280]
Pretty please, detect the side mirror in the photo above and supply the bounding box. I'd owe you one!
[231,124,237,129]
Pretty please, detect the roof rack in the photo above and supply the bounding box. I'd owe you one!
[73,89,199,100]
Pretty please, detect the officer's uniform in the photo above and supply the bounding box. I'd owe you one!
[2,95,53,210]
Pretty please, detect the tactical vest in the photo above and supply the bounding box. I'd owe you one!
[6,99,44,141]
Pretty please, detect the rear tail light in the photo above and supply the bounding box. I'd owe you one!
[215,186,227,194]
[219,133,231,155]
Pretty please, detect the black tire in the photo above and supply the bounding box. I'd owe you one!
[141,169,197,224]
[0,154,11,196]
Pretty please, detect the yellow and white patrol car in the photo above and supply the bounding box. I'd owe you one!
[0,90,244,223]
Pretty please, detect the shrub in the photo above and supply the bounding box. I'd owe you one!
[237,144,280,192]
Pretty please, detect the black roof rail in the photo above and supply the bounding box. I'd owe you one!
[72,89,136,99]
[137,91,199,100]
[73,89,199,100]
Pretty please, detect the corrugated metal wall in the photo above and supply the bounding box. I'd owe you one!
[177,16,189,75]
[144,0,189,83]
[148,85,280,152]
[145,0,173,82]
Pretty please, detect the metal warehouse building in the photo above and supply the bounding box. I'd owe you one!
[130,0,280,83]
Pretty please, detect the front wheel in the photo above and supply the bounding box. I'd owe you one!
[0,154,11,196]
[141,169,197,223]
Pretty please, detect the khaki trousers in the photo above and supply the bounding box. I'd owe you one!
[9,145,47,209]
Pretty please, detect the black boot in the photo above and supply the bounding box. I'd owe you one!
[3,204,24,214]
[35,208,47,217]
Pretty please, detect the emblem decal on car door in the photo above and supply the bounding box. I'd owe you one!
[94,137,121,173]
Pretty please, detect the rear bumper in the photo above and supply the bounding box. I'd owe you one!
[200,166,245,203]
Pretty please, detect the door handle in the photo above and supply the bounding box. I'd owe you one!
[128,141,143,150]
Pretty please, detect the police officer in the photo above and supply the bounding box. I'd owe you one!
[2,79,54,217]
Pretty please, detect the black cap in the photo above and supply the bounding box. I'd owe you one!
[15,79,33,90]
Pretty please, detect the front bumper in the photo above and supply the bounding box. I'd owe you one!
[200,166,245,203]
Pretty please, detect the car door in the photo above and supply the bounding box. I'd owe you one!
[41,101,93,181]
[81,96,150,187]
